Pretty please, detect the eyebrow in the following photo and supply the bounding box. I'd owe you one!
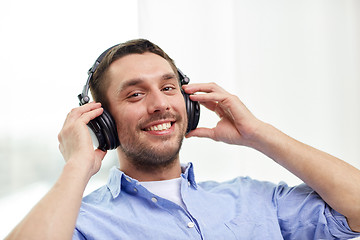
[161,72,177,81]
[117,72,178,93]
[118,78,144,92]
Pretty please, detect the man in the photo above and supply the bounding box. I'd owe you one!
[6,39,360,239]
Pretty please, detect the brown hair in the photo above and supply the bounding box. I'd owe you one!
[89,39,178,110]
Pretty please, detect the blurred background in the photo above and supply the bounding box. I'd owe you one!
[1,0,359,238]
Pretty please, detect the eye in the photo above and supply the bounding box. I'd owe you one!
[163,87,173,91]
[127,92,144,100]
[162,85,176,92]
[129,93,140,97]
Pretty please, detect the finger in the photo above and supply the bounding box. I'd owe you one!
[94,148,107,161]
[64,103,103,125]
[182,82,227,94]
[186,127,217,140]
[189,92,225,103]
[67,102,102,120]
[78,107,104,124]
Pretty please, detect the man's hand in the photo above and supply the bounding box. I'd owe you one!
[183,82,262,147]
[58,102,107,179]
[184,82,360,233]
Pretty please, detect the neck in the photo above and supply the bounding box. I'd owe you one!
[117,151,182,181]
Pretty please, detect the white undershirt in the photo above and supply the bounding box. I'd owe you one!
[140,177,186,209]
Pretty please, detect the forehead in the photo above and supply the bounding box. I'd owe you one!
[106,52,175,84]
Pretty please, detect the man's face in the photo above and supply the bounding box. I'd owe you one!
[106,52,188,169]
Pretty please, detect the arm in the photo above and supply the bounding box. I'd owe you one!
[183,83,360,232]
[6,102,107,240]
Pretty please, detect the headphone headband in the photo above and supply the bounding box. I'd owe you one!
[78,45,119,105]
[78,45,190,106]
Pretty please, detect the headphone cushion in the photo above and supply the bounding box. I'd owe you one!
[101,109,119,149]
[87,119,106,151]
[182,91,200,133]
[90,109,119,151]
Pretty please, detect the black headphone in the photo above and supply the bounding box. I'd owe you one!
[78,45,200,151]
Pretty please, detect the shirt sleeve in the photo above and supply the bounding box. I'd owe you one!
[274,183,360,239]
[72,228,86,240]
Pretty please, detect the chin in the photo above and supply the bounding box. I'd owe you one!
[119,135,184,171]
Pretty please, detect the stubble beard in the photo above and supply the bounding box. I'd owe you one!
[120,134,184,171]
[118,112,187,172]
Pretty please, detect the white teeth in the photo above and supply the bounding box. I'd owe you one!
[146,122,171,131]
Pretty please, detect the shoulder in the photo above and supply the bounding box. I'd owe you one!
[79,185,112,211]
[199,175,278,188]
[198,176,282,197]
[197,177,319,204]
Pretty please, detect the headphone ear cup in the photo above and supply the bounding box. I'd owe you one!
[87,119,106,151]
[182,91,200,133]
[87,109,120,151]
[99,109,120,150]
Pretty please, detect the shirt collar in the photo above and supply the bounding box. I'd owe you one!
[106,166,124,199]
[106,162,197,199]
[181,162,197,189]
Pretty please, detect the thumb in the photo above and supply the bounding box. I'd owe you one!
[186,127,216,140]
[88,149,107,176]
[94,149,107,162]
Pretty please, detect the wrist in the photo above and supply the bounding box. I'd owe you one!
[62,159,94,185]
[245,121,276,151]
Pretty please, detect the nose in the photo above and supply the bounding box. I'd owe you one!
[147,90,170,114]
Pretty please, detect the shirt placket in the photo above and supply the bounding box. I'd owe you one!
[122,174,203,239]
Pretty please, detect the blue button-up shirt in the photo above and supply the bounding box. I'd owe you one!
[73,163,359,239]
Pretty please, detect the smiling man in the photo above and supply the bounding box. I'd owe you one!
[106,52,188,180]
[6,39,360,240]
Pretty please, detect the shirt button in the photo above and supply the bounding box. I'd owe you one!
[151,197,158,203]
[188,181,191,186]
[187,222,195,228]
[125,177,131,182]
[133,188,138,193]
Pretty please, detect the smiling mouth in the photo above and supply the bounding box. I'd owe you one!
[144,122,172,131]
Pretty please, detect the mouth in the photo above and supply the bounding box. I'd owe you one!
[143,122,173,132]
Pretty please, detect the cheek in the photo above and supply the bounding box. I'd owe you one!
[114,107,142,131]
[173,93,187,112]
[179,97,188,119]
